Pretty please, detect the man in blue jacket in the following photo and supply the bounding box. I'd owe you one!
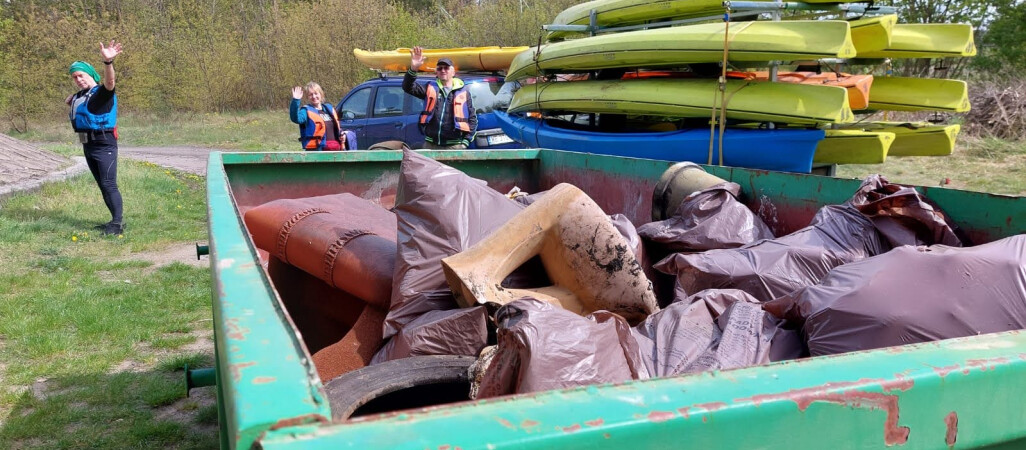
[402,47,478,149]
[66,40,124,235]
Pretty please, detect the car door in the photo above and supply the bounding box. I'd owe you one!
[337,86,372,148]
[363,84,409,148]
[404,86,427,148]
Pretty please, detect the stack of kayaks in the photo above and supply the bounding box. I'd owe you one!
[495,0,976,173]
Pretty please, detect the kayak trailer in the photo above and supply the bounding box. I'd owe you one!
[204,149,1026,449]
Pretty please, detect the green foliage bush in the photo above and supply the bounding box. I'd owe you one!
[0,0,576,131]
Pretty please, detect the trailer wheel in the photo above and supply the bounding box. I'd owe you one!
[324,355,475,421]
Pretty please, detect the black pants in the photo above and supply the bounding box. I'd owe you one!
[83,140,124,224]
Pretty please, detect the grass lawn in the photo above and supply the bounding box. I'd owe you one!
[0,147,217,448]
[838,135,1026,196]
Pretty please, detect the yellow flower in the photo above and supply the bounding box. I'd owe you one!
[118,234,124,239]
[176,189,181,194]
[71,235,78,242]
[176,205,182,209]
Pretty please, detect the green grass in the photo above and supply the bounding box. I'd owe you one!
[837,135,1026,196]
[0,154,217,449]
[10,109,297,152]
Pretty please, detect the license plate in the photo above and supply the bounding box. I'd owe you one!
[487,134,514,146]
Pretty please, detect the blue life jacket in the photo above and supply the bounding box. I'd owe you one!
[69,85,117,132]
[298,103,341,150]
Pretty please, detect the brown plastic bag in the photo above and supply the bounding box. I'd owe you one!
[638,182,775,252]
[765,235,1026,356]
[654,176,963,302]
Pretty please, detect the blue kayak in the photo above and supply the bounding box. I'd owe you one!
[495,111,825,173]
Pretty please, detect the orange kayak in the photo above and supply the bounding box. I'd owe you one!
[621,70,872,110]
[729,71,873,110]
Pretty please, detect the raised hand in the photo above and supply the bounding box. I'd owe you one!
[410,46,425,71]
[100,40,123,62]
[291,86,303,100]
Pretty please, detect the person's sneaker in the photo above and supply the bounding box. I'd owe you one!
[102,222,125,235]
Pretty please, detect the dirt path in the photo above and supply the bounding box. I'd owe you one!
[1,135,222,192]
[119,145,229,175]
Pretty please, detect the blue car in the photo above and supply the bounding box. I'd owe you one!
[336,73,521,150]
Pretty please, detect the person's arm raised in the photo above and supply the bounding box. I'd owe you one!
[100,40,123,91]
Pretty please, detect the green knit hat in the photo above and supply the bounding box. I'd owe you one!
[68,61,100,83]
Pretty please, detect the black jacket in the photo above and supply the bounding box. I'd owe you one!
[402,70,478,146]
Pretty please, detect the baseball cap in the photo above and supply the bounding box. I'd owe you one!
[436,57,454,68]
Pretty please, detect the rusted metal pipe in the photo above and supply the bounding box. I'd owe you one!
[185,364,216,397]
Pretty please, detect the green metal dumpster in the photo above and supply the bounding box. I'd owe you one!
[206,149,1026,449]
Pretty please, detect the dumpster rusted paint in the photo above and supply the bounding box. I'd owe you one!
[206,150,1026,449]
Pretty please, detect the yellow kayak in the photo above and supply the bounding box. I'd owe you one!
[509,20,857,81]
[849,15,896,54]
[547,0,859,41]
[353,47,529,72]
[868,77,970,113]
[509,78,854,125]
[857,122,960,157]
[857,23,976,59]
[813,129,894,164]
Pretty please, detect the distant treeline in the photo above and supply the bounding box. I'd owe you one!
[0,0,1022,132]
[0,0,577,131]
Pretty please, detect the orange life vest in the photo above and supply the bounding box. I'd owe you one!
[299,104,343,150]
[419,83,472,133]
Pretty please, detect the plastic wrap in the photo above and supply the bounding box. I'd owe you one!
[384,149,525,338]
[765,234,1026,356]
[638,182,775,251]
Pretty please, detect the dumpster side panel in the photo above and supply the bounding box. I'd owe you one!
[207,153,331,449]
[253,331,1026,449]
[221,150,542,210]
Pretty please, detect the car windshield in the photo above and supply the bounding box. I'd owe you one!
[465,78,509,114]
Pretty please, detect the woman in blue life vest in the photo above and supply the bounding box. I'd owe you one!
[65,40,124,235]
[289,82,347,151]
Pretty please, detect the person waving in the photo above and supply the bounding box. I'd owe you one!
[401,46,478,149]
[289,82,347,151]
[66,40,125,235]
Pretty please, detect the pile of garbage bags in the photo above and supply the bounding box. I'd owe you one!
[244,149,1026,400]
